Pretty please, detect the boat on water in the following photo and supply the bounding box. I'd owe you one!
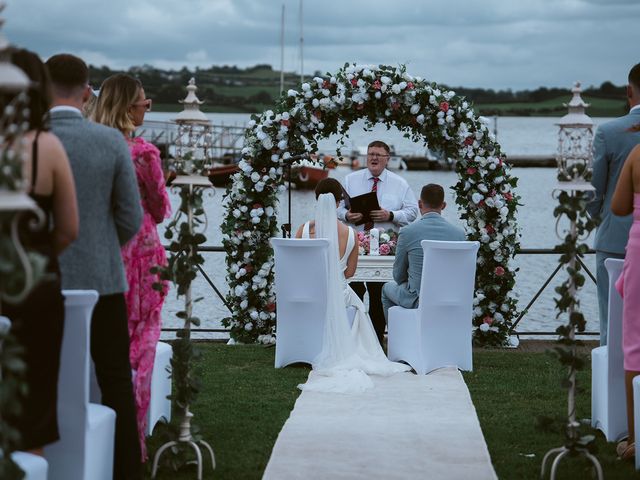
[207,151,241,187]
[403,148,454,171]
[287,154,336,189]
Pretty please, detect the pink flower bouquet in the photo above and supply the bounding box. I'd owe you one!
[357,229,398,256]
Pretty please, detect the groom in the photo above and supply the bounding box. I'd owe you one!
[381,184,466,320]
[337,140,419,345]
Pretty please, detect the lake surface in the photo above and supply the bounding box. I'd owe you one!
[153,114,609,341]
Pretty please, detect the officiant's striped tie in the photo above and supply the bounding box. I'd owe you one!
[364,177,380,231]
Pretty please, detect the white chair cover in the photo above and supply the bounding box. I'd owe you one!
[44,290,116,480]
[11,452,48,480]
[633,376,640,469]
[146,341,173,436]
[271,238,330,368]
[591,258,627,442]
[388,240,479,375]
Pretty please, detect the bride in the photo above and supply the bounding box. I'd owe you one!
[295,178,409,393]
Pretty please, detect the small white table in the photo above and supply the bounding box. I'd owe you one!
[351,255,395,283]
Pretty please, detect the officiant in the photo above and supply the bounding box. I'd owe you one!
[337,140,419,346]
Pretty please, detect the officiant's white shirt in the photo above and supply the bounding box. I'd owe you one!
[337,168,419,232]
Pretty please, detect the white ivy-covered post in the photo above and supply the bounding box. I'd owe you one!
[222,63,520,346]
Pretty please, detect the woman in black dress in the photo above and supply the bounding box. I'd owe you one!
[1,48,78,455]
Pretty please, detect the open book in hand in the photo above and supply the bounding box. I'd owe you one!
[345,191,381,226]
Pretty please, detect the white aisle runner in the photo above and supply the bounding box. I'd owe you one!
[263,367,497,480]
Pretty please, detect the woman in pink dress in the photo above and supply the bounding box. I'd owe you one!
[93,74,171,461]
[611,144,640,460]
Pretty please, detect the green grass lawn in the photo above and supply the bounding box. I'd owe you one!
[145,344,640,479]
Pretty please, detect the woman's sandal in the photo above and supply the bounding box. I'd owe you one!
[617,440,629,457]
[619,442,635,461]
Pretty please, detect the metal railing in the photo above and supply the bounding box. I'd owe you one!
[161,245,600,339]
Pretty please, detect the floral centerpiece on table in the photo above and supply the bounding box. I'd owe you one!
[357,229,398,256]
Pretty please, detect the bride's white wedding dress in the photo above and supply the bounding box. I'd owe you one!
[298,194,409,393]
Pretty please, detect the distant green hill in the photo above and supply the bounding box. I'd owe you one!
[89,64,628,117]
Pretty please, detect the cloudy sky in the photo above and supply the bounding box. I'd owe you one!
[5,0,639,90]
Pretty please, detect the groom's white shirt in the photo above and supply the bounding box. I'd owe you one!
[337,168,418,232]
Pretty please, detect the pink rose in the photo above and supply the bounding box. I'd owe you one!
[494,266,505,276]
[464,136,474,146]
[350,78,358,87]
[504,192,513,201]
[357,231,366,241]
[379,243,391,256]
[406,82,414,89]
[281,119,290,127]
[466,167,477,175]
[439,101,449,112]
[483,316,493,325]
[486,224,495,235]
[373,80,382,90]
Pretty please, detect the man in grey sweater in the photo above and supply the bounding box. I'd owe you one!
[46,53,143,479]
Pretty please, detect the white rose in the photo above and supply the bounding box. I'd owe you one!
[251,171,260,183]
[277,140,287,150]
[240,299,248,309]
[375,91,382,99]
[380,76,392,84]
[301,83,310,91]
[472,192,484,204]
[479,323,490,333]
[391,84,401,94]
[478,183,488,193]
[312,98,320,108]
[410,104,420,115]
[261,138,273,150]
[416,114,425,124]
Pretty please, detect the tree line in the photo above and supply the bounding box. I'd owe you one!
[87,64,628,114]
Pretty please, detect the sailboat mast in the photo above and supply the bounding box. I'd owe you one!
[280,4,285,96]
[299,0,304,84]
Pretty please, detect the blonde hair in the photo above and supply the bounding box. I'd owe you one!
[92,74,142,134]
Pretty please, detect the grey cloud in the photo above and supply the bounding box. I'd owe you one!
[4,0,639,89]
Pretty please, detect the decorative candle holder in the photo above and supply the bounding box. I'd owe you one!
[369,228,379,256]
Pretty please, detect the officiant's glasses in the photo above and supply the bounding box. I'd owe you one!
[367,153,389,159]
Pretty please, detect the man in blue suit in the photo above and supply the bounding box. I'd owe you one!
[588,63,640,345]
[382,184,466,321]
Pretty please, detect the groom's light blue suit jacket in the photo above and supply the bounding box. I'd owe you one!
[588,107,640,254]
[392,212,466,307]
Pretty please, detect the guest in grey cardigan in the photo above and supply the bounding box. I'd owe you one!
[588,62,640,346]
[46,53,143,480]
[382,184,466,321]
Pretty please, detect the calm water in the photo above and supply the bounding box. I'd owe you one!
[153,115,609,340]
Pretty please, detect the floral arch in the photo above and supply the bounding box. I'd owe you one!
[221,64,519,346]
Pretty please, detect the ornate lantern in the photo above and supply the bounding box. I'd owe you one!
[556,82,594,186]
[541,83,602,479]
[172,78,214,175]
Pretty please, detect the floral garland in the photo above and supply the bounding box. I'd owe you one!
[222,63,520,346]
